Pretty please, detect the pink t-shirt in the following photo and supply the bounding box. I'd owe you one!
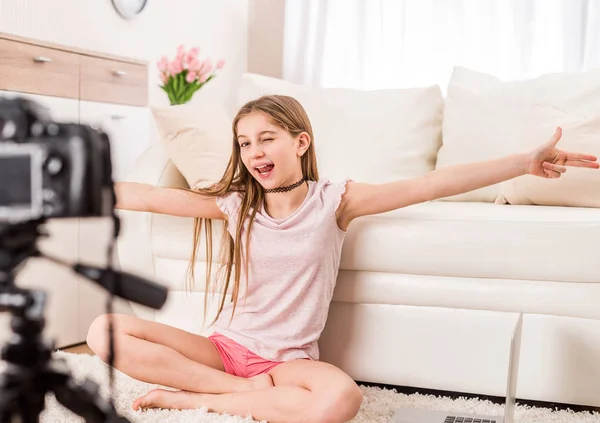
[213,178,349,362]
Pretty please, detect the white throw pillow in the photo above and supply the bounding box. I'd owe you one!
[237,73,445,184]
[151,102,232,189]
[500,104,600,207]
[436,66,600,203]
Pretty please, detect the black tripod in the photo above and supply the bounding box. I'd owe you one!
[0,220,133,423]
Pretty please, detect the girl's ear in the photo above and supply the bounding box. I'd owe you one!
[297,132,311,157]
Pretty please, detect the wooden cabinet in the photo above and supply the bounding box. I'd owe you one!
[79,101,151,182]
[0,32,149,348]
[77,102,152,339]
[80,56,148,106]
[0,38,80,99]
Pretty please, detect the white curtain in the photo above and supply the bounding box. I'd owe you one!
[283,0,600,90]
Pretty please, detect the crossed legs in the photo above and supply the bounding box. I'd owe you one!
[86,314,363,423]
[134,359,363,423]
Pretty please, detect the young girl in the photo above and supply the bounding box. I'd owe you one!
[86,95,598,423]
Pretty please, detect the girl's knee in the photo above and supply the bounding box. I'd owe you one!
[86,313,127,358]
[315,380,363,423]
[86,314,109,357]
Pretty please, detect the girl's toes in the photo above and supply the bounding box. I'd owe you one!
[132,389,206,411]
[132,389,171,410]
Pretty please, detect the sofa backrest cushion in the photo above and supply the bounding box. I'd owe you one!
[237,73,445,184]
[151,101,233,190]
[500,104,600,207]
[436,66,600,203]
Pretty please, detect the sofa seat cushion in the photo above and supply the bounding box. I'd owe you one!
[331,271,600,320]
[148,200,599,285]
[341,201,600,283]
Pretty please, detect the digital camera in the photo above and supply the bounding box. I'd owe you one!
[0,97,115,223]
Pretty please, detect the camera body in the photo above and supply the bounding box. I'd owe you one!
[0,97,115,223]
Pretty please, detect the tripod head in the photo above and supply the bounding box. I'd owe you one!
[0,220,39,285]
[0,217,168,313]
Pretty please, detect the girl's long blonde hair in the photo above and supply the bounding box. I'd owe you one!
[187,95,319,326]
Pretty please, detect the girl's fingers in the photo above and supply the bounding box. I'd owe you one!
[543,167,561,178]
[543,162,567,173]
[564,159,600,169]
[565,152,598,162]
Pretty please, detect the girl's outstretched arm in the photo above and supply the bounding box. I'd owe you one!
[115,182,227,220]
[337,127,598,229]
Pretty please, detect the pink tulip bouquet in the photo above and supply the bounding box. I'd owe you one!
[157,45,225,105]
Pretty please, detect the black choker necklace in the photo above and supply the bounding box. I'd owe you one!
[264,178,306,193]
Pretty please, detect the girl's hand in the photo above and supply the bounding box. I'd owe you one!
[527,127,599,178]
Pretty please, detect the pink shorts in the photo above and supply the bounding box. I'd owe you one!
[208,332,283,378]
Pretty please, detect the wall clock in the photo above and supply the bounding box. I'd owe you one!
[112,0,148,20]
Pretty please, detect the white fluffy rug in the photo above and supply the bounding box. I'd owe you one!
[2,352,599,422]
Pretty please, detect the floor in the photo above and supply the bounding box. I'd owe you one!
[44,351,600,422]
[61,343,95,355]
[58,344,600,415]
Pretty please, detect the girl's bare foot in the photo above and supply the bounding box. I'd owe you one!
[132,374,273,411]
[132,389,205,411]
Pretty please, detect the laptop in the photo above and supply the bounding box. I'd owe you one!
[389,312,523,423]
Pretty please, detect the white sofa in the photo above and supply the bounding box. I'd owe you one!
[116,68,600,407]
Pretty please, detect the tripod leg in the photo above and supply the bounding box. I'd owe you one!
[0,378,18,423]
[47,359,130,423]
[0,367,46,423]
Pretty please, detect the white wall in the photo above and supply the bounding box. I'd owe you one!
[0,0,248,110]
[248,0,285,78]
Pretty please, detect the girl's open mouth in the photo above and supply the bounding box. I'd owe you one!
[255,164,274,179]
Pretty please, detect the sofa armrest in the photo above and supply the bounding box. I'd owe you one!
[124,142,189,189]
[116,143,187,320]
